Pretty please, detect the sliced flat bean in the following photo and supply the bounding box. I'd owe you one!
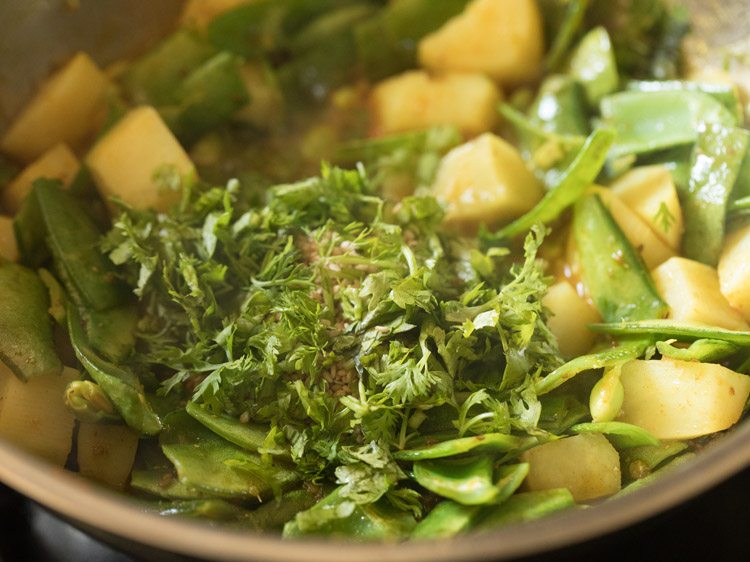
[573,194,668,323]
[570,422,659,449]
[413,456,499,506]
[681,124,749,265]
[495,128,615,240]
[588,319,750,346]
[600,90,738,159]
[160,411,298,500]
[475,489,575,530]
[0,263,61,380]
[186,401,281,456]
[68,306,162,435]
[535,339,651,395]
[656,339,740,362]
[394,433,533,461]
[569,26,618,104]
[411,501,479,540]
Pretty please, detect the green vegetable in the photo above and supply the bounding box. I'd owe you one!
[542,0,590,71]
[493,128,614,240]
[529,76,590,137]
[620,441,688,481]
[160,411,298,500]
[655,339,740,362]
[616,453,695,496]
[625,80,744,124]
[535,339,651,395]
[570,422,659,448]
[568,26,619,104]
[78,304,138,363]
[411,501,479,539]
[68,306,162,435]
[394,433,534,461]
[279,4,375,103]
[167,52,250,142]
[64,380,120,424]
[186,400,282,456]
[0,262,62,380]
[588,319,750,346]
[413,457,528,506]
[681,124,749,265]
[354,0,471,81]
[572,194,668,323]
[283,486,417,539]
[121,29,216,106]
[600,90,738,159]
[30,181,127,311]
[474,489,575,530]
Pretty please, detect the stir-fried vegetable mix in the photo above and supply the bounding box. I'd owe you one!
[2,0,750,541]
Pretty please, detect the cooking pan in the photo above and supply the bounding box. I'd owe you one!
[0,1,749,560]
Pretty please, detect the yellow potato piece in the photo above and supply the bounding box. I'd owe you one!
[521,433,621,502]
[2,143,79,214]
[0,365,79,466]
[651,256,749,331]
[543,281,601,359]
[618,359,750,439]
[610,166,683,251]
[0,216,18,262]
[432,133,543,233]
[718,223,750,322]
[418,0,544,85]
[77,423,140,489]
[86,106,195,212]
[1,52,109,163]
[370,71,501,137]
[594,187,675,269]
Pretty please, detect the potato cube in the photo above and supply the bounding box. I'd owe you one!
[521,433,621,502]
[0,216,18,262]
[594,187,675,269]
[611,166,683,251]
[77,423,140,489]
[370,71,501,137]
[432,133,543,233]
[418,0,544,85]
[718,223,750,322]
[543,281,601,359]
[2,143,79,213]
[651,257,748,331]
[86,106,195,212]
[618,359,750,439]
[0,365,78,466]
[1,52,109,163]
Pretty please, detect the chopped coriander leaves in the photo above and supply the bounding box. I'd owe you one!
[105,166,564,493]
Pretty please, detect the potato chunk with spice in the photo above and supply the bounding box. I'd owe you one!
[432,133,542,233]
[370,71,501,137]
[418,0,544,85]
[86,106,195,212]
[618,359,750,439]
[651,257,748,331]
[521,433,621,502]
[718,223,750,322]
[1,52,109,163]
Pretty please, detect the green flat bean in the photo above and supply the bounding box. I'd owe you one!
[0,263,62,380]
[573,194,668,323]
[494,128,615,240]
[588,319,750,345]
